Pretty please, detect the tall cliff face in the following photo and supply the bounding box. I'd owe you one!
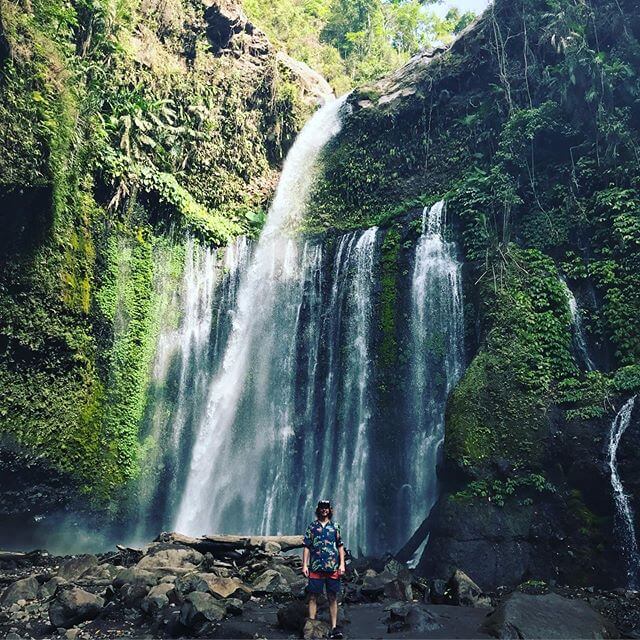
[0,0,328,532]
[309,0,640,588]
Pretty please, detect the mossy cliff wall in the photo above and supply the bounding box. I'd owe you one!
[309,0,640,588]
[0,0,318,520]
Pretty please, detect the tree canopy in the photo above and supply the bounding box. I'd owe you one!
[242,0,477,91]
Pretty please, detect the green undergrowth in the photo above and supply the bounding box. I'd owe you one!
[0,0,306,498]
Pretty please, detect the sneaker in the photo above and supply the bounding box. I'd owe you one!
[329,627,344,639]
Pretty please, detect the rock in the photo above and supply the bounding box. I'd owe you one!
[1,576,40,605]
[79,563,119,581]
[57,555,98,580]
[112,567,157,589]
[383,578,413,601]
[361,570,396,598]
[202,575,252,600]
[38,576,67,599]
[447,569,491,607]
[49,587,104,629]
[277,600,309,632]
[481,592,619,639]
[119,581,151,608]
[136,544,204,573]
[429,578,448,604]
[180,591,226,630]
[386,602,441,633]
[219,597,243,615]
[174,573,210,599]
[65,628,81,640]
[251,569,291,595]
[303,617,331,639]
[276,52,334,108]
[141,583,175,614]
[263,541,281,555]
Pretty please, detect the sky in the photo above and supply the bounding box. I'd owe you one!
[433,0,492,18]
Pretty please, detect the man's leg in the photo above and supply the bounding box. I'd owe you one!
[308,593,317,620]
[327,593,338,629]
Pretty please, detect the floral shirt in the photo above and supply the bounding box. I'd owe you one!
[303,520,344,573]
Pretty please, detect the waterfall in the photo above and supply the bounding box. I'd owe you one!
[561,277,595,371]
[607,396,639,589]
[402,200,464,549]
[174,95,350,537]
[135,237,248,537]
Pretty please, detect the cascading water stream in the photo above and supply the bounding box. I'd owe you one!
[402,200,464,554]
[607,396,640,589]
[174,95,350,537]
[561,277,595,371]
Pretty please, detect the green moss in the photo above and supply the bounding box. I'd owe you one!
[378,227,401,374]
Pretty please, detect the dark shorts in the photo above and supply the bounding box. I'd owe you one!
[307,575,341,595]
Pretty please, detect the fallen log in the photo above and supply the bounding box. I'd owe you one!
[154,532,304,554]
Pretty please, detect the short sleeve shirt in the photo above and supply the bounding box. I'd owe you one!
[303,520,344,573]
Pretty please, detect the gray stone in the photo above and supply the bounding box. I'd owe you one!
[361,569,396,598]
[57,555,98,581]
[38,576,68,599]
[251,569,291,595]
[303,618,331,639]
[1,576,40,606]
[202,574,252,600]
[277,600,308,632]
[385,602,441,633]
[447,569,491,608]
[481,592,619,639]
[112,567,157,589]
[49,587,104,629]
[180,591,226,629]
[219,597,243,615]
[65,628,81,640]
[136,545,204,572]
[141,583,175,614]
[174,573,210,599]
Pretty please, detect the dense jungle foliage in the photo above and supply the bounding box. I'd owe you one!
[309,0,640,494]
[243,0,475,92]
[0,0,308,498]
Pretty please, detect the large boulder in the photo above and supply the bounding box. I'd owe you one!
[251,569,291,596]
[136,544,204,573]
[203,575,252,601]
[49,587,104,628]
[385,602,441,634]
[141,583,175,614]
[57,555,98,580]
[303,618,332,640]
[361,569,397,599]
[0,576,39,605]
[38,576,67,599]
[277,600,309,633]
[112,567,157,589]
[447,569,491,608]
[180,591,226,631]
[481,592,619,639]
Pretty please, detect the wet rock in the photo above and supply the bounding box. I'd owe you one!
[119,580,152,608]
[219,597,243,615]
[303,617,331,639]
[447,569,491,607]
[141,583,175,614]
[385,602,441,633]
[277,600,308,632]
[251,569,291,596]
[48,587,104,628]
[429,578,448,604]
[203,575,252,600]
[361,570,396,598]
[38,576,67,599]
[180,591,226,630]
[137,544,204,573]
[65,628,81,640]
[112,567,157,589]
[481,592,619,639]
[1,576,40,605]
[57,555,98,580]
[174,573,210,599]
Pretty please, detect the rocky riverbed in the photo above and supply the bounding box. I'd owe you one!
[0,533,638,639]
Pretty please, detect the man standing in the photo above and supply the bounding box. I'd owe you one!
[302,499,346,639]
